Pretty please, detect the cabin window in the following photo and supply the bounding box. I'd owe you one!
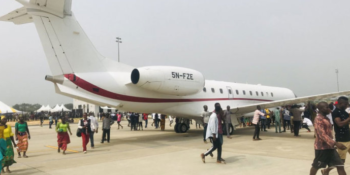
[256,91,259,96]
[220,89,223,94]
[228,89,232,94]
[266,92,269,96]
[271,92,274,97]
[243,90,246,95]
[236,90,239,95]
[250,91,253,96]
[211,88,215,93]
[203,87,206,92]
[261,92,264,96]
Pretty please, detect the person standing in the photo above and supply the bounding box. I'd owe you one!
[1,116,16,173]
[88,113,98,149]
[15,116,30,158]
[151,113,156,127]
[290,105,304,136]
[56,116,72,155]
[322,97,350,175]
[143,113,148,128]
[200,103,225,164]
[224,106,233,139]
[138,114,143,130]
[309,102,347,175]
[274,108,282,133]
[39,112,44,127]
[101,114,114,143]
[283,107,291,132]
[202,105,211,143]
[78,113,94,154]
[252,106,265,140]
[260,109,267,132]
[265,108,271,129]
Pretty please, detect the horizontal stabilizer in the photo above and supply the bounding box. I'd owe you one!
[55,83,120,108]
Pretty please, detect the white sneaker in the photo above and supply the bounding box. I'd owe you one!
[84,151,87,154]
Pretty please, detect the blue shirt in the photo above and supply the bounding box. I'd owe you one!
[260,110,266,119]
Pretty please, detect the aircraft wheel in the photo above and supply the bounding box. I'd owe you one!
[179,123,189,133]
[174,123,180,133]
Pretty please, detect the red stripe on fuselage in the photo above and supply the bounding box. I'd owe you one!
[64,74,273,103]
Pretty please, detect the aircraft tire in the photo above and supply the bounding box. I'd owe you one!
[174,123,180,133]
[179,123,189,133]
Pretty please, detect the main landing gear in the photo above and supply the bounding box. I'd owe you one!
[174,118,190,133]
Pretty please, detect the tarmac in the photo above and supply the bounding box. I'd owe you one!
[4,121,349,175]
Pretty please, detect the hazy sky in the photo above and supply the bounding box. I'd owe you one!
[0,0,350,106]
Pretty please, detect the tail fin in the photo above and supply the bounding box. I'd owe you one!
[1,0,106,76]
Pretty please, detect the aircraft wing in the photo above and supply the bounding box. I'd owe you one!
[230,90,350,115]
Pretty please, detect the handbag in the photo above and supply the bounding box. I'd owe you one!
[76,128,82,137]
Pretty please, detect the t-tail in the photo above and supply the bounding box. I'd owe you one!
[0,0,130,79]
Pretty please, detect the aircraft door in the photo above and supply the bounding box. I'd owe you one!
[226,86,233,99]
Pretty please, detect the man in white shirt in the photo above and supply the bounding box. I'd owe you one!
[202,105,211,143]
[224,106,233,139]
[88,112,99,149]
[200,103,225,164]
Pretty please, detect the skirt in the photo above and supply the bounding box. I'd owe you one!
[16,133,28,152]
[2,138,16,167]
[57,132,70,151]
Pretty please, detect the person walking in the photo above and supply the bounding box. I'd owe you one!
[117,113,123,129]
[15,116,30,158]
[252,106,265,140]
[200,103,225,164]
[78,113,95,154]
[39,112,44,127]
[290,104,304,136]
[202,105,211,143]
[56,116,72,155]
[49,114,53,129]
[322,97,350,175]
[302,117,312,132]
[88,113,98,149]
[274,108,282,133]
[224,106,233,139]
[309,102,347,175]
[1,116,16,173]
[101,114,114,143]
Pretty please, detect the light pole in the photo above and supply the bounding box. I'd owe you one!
[116,37,122,62]
[335,69,339,92]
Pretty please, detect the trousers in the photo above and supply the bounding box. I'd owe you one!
[102,129,110,143]
[204,134,223,161]
[253,124,260,139]
[81,132,90,151]
[275,121,281,133]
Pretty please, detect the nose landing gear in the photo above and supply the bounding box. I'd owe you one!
[174,118,190,133]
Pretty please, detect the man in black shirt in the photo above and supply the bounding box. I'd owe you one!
[323,96,350,175]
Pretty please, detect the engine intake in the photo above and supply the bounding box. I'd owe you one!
[131,66,205,96]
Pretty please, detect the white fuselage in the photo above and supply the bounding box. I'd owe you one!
[60,59,295,119]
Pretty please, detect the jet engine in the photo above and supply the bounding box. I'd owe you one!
[131,66,205,96]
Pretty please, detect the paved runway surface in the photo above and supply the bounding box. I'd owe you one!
[5,121,349,175]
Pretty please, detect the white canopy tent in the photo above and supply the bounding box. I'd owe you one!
[0,101,24,114]
[37,105,52,112]
[51,104,71,112]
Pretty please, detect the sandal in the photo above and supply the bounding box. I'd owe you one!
[200,153,205,163]
[217,158,226,164]
[23,155,28,158]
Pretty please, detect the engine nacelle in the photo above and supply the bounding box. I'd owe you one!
[131,66,205,96]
